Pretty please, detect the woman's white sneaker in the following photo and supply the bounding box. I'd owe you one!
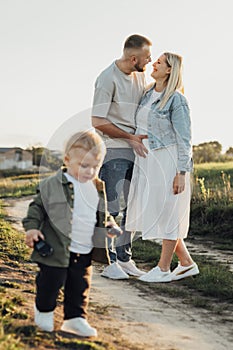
[138,266,172,282]
[34,305,54,332]
[61,317,97,337]
[171,262,199,281]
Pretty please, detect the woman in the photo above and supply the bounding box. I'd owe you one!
[126,52,199,282]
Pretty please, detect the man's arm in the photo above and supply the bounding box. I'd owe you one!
[92,116,148,158]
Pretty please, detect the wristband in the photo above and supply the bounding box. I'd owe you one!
[178,171,186,175]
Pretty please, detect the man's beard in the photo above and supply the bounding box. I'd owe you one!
[134,63,145,72]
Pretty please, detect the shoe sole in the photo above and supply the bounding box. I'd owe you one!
[61,326,97,337]
[139,276,172,283]
[35,325,54,332]
[117,263,145,277]
[101,273,129,280]
[120,269,144,277]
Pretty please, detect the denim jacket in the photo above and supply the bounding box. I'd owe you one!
[137,84,193,172]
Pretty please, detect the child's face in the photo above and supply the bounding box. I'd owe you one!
[64,148,102,183]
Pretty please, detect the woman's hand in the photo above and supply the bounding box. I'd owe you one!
[25,229,44,248]
[173,173,185,194]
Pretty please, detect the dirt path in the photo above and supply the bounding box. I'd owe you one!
[3,196,233,350]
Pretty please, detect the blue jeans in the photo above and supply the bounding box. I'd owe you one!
[99,148,135,263]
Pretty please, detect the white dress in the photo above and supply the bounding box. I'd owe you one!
[126,90,191,240]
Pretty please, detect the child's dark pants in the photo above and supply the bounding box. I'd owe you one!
[35,252,92,319]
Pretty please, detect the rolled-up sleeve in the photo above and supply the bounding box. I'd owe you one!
[92,74,115,118]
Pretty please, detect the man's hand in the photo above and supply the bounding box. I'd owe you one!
[128,134,148,158]
[92,117,148,157]
[25,229,44,248]
[173,173,185,194]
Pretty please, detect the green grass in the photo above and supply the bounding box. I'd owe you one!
[0,178,38,198]
[190,162,233,240]
[0,173,52,198]
[0,206,29,263]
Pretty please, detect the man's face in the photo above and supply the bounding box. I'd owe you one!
[134,45,152,72]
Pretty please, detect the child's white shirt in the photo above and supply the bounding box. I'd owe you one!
[64,172,99,254]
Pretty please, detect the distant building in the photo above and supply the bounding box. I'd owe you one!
[0,147,33,170]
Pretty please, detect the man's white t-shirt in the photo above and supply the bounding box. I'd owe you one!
[92,61,146,148]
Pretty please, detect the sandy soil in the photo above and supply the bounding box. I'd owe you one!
[2,196,233,350]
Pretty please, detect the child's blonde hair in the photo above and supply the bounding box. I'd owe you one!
[64,130,105,160]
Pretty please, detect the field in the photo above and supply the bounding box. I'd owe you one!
[0,162,232,242]
[190,162,233,245]
[0,162,233,349]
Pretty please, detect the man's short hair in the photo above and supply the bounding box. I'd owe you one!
[124,34,152,50]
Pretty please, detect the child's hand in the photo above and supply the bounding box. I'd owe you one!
[105,221,123,238]
[25,229,44,248]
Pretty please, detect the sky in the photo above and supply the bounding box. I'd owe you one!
[1,0,233,152]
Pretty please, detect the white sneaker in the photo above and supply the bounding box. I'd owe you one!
[34,305,54,332]
[61,317,97,337]
[171,262,199,281]
[101,262,129,279]
[117,260,145,276]
[138,266,172,283]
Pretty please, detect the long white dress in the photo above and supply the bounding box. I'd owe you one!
[126,90,191,240]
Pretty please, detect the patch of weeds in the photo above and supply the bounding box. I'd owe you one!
[0,281,20,289]
[182,262,233,302]
[0,329,26,350]
[132,238,162,263]
[13,325,37,338]
[0,206,30,263]
[55,337,114,349]
[0,287,5,294]
[186,295,213,309]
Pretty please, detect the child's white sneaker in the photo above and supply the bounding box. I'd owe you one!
[61,317,97,337]
[34,305,54,332]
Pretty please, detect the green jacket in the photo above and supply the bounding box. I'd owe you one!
[22,169,113,267]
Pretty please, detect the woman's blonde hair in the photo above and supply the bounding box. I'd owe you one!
[158,52,184,109]
[64,130,105,159]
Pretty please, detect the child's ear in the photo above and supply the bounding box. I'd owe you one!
[63,154,70,166]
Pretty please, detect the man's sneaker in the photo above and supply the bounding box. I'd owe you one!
[138,266,172,282]
[34,305,54,332]
[101,262,129,279]
[117,259,145,276]
[61,317,97,337]
[171,262,199,281]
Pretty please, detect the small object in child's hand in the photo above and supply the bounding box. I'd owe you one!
[34,238,54,257]
[106,225,122,237]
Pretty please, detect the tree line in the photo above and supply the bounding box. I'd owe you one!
[193,141,233,164]
[30,141,233,170]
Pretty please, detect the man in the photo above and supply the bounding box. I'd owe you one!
[92,34,152,279]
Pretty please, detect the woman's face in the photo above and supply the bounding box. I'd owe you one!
[151,54,171,80]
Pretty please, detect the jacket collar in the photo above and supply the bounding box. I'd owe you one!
[144,83,165,102]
